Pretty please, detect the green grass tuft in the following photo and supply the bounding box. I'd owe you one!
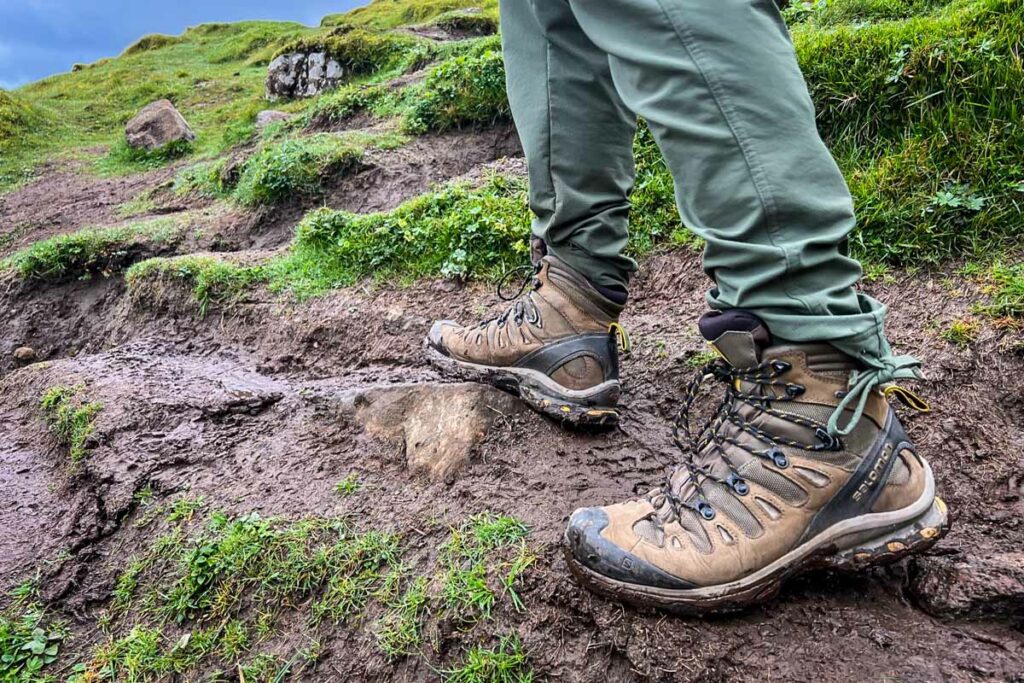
[323,0,499,30]
[233,133,364,206]
[940,317,980,345]
[274,28,428,78]
[987,262,1024,318]
[443,634,533,683]
[404,41,509,134]
[2,216,185,281]
[334,473,362,496]
[39,385,103,463]
[126,255,261,316]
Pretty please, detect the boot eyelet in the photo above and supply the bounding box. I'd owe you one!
[786,384,806,397]
[771,360,791,373]
[767,447,790,469]
[727,475,750,496]
[697,501,716,520]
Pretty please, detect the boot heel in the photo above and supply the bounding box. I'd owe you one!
[825,497,950,571]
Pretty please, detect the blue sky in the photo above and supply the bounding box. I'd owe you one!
[0,1,364,89]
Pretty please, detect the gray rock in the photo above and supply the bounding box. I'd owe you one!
[910,552,1024,619]
[265,52,347,101]
[341,383,523,482]
[255,110,293,129]
[13,347,36,363]
[125,100,196,151]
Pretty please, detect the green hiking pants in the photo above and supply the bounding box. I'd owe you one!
[499,0,921,405]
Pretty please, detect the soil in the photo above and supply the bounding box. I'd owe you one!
[2,122,1023,682]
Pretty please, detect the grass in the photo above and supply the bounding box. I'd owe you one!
[39,385,103,463]
[443,634,533,683]
[2,216,185,281]
[65,506,535,680]
[987,262,1024,317]
[940,318,980,345]
[403,43,509,134]
[273,28,428,78]
[334,473,362,496]
[1,20,314,190]
[439,514,534,621]
[322,0,499,30]
[125,255,262,316]
[233,133,365,206]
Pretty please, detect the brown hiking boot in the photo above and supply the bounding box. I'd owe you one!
[425,255,627,427]
[564,310,949,614]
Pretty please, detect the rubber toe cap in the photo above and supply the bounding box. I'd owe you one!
[565,507,695,590]
[426,320,458,355]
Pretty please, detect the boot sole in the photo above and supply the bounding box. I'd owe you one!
[565,462,949,615]
[424,343,620,428]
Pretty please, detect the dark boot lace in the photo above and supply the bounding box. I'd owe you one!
[651,357,845,524]
[468,263,544,331]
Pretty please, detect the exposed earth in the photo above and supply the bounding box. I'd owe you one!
[2,134,1023,682]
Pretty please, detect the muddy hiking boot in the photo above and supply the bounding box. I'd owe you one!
[425,251,628,427]
[564,310,949,614]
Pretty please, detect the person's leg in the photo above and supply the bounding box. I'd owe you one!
[424,1,641,427]
[563,0,910,375]
[500,0,639,291]
[558,0,943,613]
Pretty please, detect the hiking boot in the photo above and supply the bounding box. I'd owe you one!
[425,255,627,427]
[564,310,949,614]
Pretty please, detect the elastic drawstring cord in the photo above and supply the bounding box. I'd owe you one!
[827,354,922,436]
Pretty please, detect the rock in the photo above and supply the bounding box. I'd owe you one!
[255,110,293,129]
[13,347,36,363]
[125,100,196,151]
[266,53,346,100]
[910,552,1024,619]
[343,383,523,482]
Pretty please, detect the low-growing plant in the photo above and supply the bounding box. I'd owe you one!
[39,385,103,463]
[940,318,980,346]
[3,217,184,281]
[404,47,509,134]
[334,473,362,496]
[0,605,67,682]
[443,634,533,683]
[126,255,261,316]
[986,263,1024,318]
[234,134,364,206]
[275,28,426,77]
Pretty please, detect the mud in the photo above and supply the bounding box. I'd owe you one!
[2,126,1023,682]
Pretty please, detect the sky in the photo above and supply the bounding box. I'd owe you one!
[0,0,365,89]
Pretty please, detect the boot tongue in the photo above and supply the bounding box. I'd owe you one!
[657,311,772,512]
[698,310,771,368]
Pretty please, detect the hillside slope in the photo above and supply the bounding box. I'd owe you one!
[1,1,1023,682]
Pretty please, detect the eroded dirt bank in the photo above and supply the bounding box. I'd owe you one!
[3,240,1023,680]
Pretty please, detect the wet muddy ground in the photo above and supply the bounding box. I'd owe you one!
[1,127,1023,681]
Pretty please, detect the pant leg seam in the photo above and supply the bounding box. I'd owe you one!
[650,0,817,316]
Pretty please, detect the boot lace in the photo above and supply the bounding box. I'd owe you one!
[653,358,844,523]
[467,263,544,332]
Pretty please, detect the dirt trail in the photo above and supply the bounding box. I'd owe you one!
[2,129,1023,681]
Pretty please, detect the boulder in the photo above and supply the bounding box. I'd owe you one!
[13,347,36,364]
[125,100,195,151]
[255,110,293,130]
[266,53,345,100]
[341,383,523,482]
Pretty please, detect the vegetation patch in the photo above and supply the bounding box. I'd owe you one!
[404,44,509,133]
[233,133,365,206]
[444,634,533,683]
[39,385,103,463]
[274,28,428,78]
[985,262,1024,318]
[126,255,261,316]
[322,0,499,31]
[2,216,186,282]
[940,317,980,346]
[123,34,184,56]
[64,504,534,680]
[0,587,67,683]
